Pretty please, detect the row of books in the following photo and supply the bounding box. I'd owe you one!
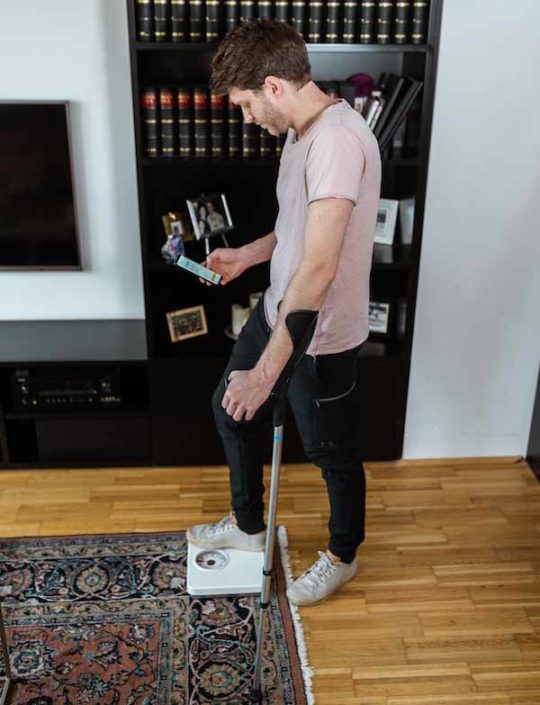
[141,75,422,159]
[135,0,430,45]
[141,86,285,159]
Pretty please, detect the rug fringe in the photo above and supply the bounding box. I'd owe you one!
[277,526,315,705]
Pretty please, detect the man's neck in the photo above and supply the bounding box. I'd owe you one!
[290,81,339,138]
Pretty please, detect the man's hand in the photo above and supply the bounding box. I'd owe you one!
[202,247,248,285]
[222,369,275,421]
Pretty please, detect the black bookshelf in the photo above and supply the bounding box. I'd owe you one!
[127,0,443,464]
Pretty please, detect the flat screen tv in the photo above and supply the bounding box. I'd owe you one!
[0,101,81,270]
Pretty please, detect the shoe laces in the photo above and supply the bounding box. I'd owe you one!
[303,551,337,586]
[209,514,236,536]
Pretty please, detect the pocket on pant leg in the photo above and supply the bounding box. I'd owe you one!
[314,382,358,447]
[312,352,362,462]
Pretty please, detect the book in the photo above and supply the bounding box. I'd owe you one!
[177,86,192,157]
[260,130,276,159]
[291,1,306,38]
[373,73,405,138]
[359,1,376,43]
[376,0,393,44]
[307,1,324,42]
[141,87,160,157]
[343,1,358,44]
[206,0,220,41]
[240,0,256,23]
[378,77,423,152]
[225,0,240,32]
[159,86,176,156]
[210,92,226,158]
[154,0,169,41]
[394,0,411,44]
[273,0,289,23]
[189,0,204,42]
[242,123,260,159]
[194,86,210,157]
[171,0,188,41]
[369,98,386,132]
[363,91,382,129]
[325,1,341,43]
[411,0,429,44]
[135,0,154,41]
[276,132,286,156]
[228,97,242,158]
[257,0,273,19]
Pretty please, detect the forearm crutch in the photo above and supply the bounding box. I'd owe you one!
[251,309,318,704]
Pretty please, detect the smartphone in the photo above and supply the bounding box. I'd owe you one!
[174,255,222,285]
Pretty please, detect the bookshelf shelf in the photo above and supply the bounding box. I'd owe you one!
[127,0,443,464]
[135,41,432,54]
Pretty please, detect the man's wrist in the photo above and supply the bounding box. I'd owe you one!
[253,356,281,392]
[238,243,255,270]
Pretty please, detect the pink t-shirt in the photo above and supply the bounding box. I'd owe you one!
[264,99,381,355]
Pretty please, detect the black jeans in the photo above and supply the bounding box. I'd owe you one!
[212,297,366,563]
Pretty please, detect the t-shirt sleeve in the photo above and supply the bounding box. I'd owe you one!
[305,125,365,206]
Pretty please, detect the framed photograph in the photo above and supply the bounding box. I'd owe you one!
[374,198,399,246]
[186,192,233,240]
[162,211,193,241]
[368,300,392,336]
[166,305,208,343]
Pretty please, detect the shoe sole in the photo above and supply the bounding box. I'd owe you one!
[186,529,265,552]
[287,593,333,607]
[287,569,358,607]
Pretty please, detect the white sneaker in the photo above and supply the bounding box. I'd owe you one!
[186,514,266,552]
[286,551,358,606]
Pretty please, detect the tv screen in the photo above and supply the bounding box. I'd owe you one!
[0,102,81,269]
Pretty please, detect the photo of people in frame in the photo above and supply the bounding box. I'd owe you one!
[186,193,233,240]
[166,305,208,343]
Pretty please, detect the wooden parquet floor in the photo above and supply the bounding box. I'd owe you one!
[0,456,539,704]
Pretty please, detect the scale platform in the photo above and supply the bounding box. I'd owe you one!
[187,541,265,596]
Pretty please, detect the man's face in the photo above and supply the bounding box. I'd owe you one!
[229,86,289,136]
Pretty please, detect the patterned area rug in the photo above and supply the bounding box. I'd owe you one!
[0,529,312,705]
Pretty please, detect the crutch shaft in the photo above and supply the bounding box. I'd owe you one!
[251,424,284,696]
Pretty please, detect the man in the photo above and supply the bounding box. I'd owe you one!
[187,20,381,605]
[205,200,226,232]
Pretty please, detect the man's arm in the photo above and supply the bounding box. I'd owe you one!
[240,230,277,267]
[205,231,276,284]
[223,197,353,421]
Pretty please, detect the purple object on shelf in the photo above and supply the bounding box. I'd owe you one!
[347,72,374,98]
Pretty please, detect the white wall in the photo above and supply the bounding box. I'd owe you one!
[1,1,538,458]
[0,0,144,319]
[404,0,540,458]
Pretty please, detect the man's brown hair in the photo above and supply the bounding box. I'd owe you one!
[210,20,312,96]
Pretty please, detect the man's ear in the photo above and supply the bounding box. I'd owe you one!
[263,76,283,97]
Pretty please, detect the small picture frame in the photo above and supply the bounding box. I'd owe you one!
[374,198,399,246]
[166,305,208,343]
[369,300,392,336]
[186,193,233,240]
[162,211,193,241]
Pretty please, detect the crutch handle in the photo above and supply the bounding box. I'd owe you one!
[270,309,318,426]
